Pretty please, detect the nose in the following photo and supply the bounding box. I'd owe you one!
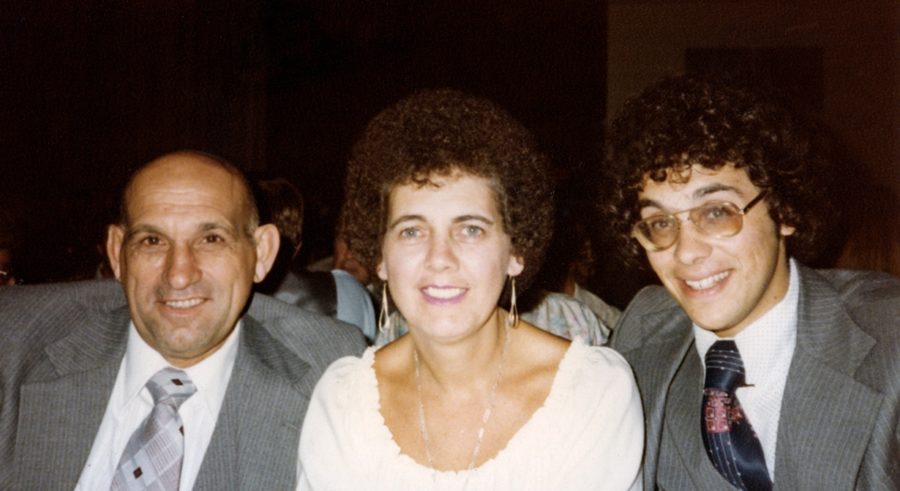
[425,234,457,272]
[164,244,202,289]
[672,221,712,265]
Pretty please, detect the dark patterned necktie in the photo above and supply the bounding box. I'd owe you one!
[701,340,772,491]
[111,367,197,490]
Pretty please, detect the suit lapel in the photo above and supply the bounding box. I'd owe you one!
[15,303,129,489]
[660,344,737,490]
[773,267,881,490]
[619,305,697,489]
[194,316,311,491]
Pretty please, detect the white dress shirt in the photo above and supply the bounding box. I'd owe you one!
[694,259,800,480]
[75,321,241,490]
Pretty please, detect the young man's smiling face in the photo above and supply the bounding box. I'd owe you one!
[637,164,795,337]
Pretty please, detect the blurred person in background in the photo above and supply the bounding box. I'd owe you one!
[0,206,22,286]
[255,177,377,342]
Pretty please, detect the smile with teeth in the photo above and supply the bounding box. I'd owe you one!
[165,298,204,309]
[422,286,466,299]
[684,271,729,290]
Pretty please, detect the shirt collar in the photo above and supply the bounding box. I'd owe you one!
[694,259,800,384]
[120,319,242,416]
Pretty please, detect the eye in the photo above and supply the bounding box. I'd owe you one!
[647,216,676,232]
[202,233,225,244]
[461,224,484,238]
[701,204,733,222]
[399,227,422,240]
[196,233,230,249]
[139,235,162,246]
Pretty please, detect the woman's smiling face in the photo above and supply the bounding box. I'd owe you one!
[377,172,523,342]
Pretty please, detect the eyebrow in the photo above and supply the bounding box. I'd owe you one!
[638,184,745,210]
[454,215,494,226]
[693,183,743,199]
[199,222,237,234]
[387,214,424,230]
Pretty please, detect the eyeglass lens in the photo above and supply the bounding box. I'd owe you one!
[635,202,744,250]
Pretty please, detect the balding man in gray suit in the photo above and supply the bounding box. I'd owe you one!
[603,74,899,490]
[0,151,366,490]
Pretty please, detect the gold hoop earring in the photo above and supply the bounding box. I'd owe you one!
[506,276,519,328]
[378,282,390,334]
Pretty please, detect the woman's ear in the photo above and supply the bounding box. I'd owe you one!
[376,260,388,281]
[507,255,524,277]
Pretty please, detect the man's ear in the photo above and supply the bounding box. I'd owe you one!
[507,255,524,277]
[376,259,387,282]
[252,224,280,283]
[106,224,125,280]
[780,223,796,237]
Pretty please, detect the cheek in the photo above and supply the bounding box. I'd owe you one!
[123,257,157,286]
[645,251,672,278]
[484,252,517,285]
[385,256,417,282]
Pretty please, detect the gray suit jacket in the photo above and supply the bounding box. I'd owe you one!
[0,279,366,490]
[611,266,899,490]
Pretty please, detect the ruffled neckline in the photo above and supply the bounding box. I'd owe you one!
[360,338,589,479]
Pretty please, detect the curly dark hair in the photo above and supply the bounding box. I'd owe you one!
[602,73,833,269]
[340,88,554,292]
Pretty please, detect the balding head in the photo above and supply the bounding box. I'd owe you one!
[120,151,259,236]
[106,150,279,367]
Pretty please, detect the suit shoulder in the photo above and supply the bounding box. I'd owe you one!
[625,284,679,313]
[611,284,683,351]
[813,268,899,336]
[816,268,900,304]
[806,269,899,392]
[0,280,124,350]
[247,292,366,360]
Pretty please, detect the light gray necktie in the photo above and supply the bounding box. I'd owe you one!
[111,367,197,490]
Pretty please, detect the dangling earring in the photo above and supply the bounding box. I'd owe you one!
[378,282,390,334]
[506,276,519,328]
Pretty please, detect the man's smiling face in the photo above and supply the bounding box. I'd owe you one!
[107,153,277,367]
[637,164,795,337]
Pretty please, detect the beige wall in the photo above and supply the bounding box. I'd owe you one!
[608,1,899,194]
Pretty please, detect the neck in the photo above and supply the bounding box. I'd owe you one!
[412,309,510,393]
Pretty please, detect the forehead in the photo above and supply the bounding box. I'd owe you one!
[388,173,500,217]
[126,157,248,224]
[638,164,757,206]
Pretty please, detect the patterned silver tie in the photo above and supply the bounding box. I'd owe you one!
[111,367,196,490]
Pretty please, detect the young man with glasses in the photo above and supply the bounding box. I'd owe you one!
[603,74,899,490]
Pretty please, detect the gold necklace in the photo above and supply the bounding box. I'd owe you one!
[413,318,511,474]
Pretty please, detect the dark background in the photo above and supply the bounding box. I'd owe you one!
[2,1,614,293]
[2,1,896,305]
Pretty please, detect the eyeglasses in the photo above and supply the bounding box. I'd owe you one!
[631,191,768,252]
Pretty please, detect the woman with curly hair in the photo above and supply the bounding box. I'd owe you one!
[297,89,642,490]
